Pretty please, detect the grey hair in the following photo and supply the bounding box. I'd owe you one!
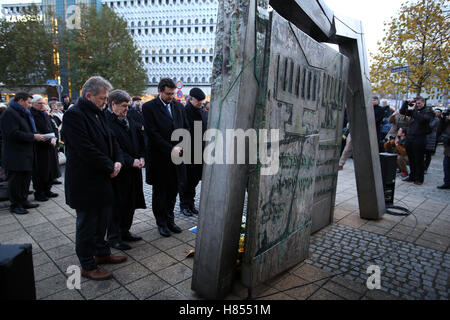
[81,76,113,97]
[108,89,131,107]
[32,94,44,103]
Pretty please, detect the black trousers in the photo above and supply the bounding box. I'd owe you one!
[180,165,202,210]
[107,204,135,243]
[152,169,178,228]
[32,176,52,196]
[7,170,32,208]
[405,135,426,183]
[75,206,111,271]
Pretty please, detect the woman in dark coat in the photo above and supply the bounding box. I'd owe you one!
[30,95,61,201]
[105,90,146,250]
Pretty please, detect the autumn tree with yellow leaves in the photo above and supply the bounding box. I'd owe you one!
[370,0,449,98]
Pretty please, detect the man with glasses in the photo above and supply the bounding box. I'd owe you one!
[142,78,190,237]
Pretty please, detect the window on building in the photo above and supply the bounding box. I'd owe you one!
[210,26,214,32]
[195,56,199,62]
[187,57,191,63]
[209,56,213,62]
[202,27,206,33]
[202,56,206,62]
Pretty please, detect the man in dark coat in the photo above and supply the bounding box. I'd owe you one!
[61,76,127,281]
[105,90,146,250]
[0,92,45,214]
[400,96,434,185]
[142,78,190,237]
[128,97,144,130]
[30,95,60,202]
[437,109,450,189]
[373,96,390,149]
[179,88,207,217]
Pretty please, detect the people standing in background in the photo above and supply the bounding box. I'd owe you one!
[400,97,434,185]
[0,92,45,214]
[424,111,440,173]
[30,95,60,202]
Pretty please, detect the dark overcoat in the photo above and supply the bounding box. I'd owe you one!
[61,97,123,210]
[142,97,189,187]
[105,110,146,210]
[0,104,35,171]
[30,107,60,182]
[184,102,208,181]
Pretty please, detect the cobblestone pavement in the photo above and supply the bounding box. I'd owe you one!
[0,146,448,300]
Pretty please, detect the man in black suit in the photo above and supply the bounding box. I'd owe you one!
[142,78,189,237]
[61,76,127,281]
[0,92,44,214]
[179,88,207,217]
[105,89,146,250]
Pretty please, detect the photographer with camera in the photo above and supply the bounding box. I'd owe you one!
[384,128,409,178]
[399,96,434,185]
[436,109,450,189]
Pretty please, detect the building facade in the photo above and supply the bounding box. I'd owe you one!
[103,0,218,97]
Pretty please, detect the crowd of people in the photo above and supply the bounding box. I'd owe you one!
[1,78,449,280]
[339,95,450,189]
[0,76,209,280]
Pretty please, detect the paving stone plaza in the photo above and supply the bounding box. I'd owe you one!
[0,146,449,300]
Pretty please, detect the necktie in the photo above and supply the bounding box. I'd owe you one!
[166,103,172,118]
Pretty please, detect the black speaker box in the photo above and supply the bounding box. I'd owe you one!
[0,244,36,300]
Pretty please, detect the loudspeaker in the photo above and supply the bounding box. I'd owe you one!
[0,244,36,300]
[379,153,398,205]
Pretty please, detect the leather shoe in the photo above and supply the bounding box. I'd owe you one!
[158,226,171,237]
[45,191,59,198]
[181,208,193,217]
[34,194,49,202]
[81,268,112,281]
[109,242,132,251]
[191,207,199,215]
[95,255,127,265]
[23,201,39,209]
[122,232,142,242]
[414,181,423,186]
[10,206,29,215]
[437,184,450,189]
[168,223,182,234]
[52,179,62,185]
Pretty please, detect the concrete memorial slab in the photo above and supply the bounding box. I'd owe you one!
[242,10,349,288]
[192,0,384,299]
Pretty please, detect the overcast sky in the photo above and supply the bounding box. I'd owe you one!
[0,0,405,56]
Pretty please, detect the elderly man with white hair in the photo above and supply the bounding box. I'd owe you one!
[61,76,127,281]
[30,95,61,202]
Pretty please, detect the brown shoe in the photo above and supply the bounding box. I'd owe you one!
[81,268,112,281]
[95,255,127,265]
